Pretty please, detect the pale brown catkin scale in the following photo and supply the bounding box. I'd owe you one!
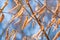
[21,16,28,30]
[53,31,60,40]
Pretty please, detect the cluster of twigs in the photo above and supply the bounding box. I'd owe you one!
[0,0,60,40]
[5,28,17,40]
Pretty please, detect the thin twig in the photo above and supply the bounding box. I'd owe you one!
[1,0,8,10]
[26,0,49,40]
